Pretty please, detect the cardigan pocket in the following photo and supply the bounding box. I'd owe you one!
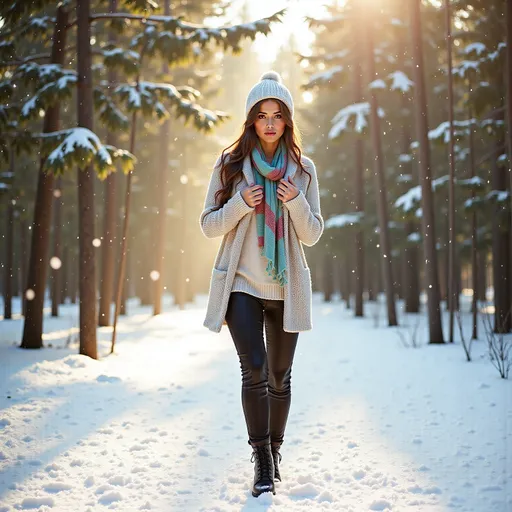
[206,267,228,323]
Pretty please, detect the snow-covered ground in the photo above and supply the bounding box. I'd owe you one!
[1,294,511,512]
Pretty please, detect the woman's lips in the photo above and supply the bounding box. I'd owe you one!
[265,132,276,136]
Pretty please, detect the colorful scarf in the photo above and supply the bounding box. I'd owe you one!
[251,140,288,287]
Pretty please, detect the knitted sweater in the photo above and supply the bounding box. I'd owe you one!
[199,152,324,333]
[232,208,285,300]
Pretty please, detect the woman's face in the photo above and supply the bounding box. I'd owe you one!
[253,99,286,144]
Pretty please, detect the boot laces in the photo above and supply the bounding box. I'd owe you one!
[252,445,272,478]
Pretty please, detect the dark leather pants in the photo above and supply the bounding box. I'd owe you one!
[225,291,299,445]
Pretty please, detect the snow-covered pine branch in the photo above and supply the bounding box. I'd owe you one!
[18,67,77,120]
[303,66,344,89]
[454,42,506,79]
[41,128,136,178]
[113,81,228,131]
[300,49,349,65]
[368,72,414,93]
[94,89,130,132]
[428,119,477,143]
[329,102,385,139]
[396,174,490,217]
[457,176,485,190]
[97,10,284,61]
[388,71,414,92]
[325,212,365,229]
[102,48,140,76]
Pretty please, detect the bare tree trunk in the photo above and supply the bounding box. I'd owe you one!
[20,217,28,316]
[4,182,14,320]
[176,175,188,310]
[112,105,138,351]
[365,21,397,327]
[77,0,97,358]
[352,7,365,317]
[507,0,512,260]
[120,245,129,316]
[70,254,78,304]
[366,245,375,302]
[344,250,352,308]
[51,177,63,317]
[468,89,478,339]
[478,249,486,303]
[61,245,68,304]
[410,0,444,343]
[98,1,119,327]
[445,0,456,342]
[491,136,511,333]
[21,7,68,348]
[153,0,171,316]
[323,252,334,302]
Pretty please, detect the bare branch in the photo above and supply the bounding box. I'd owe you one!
[0,52,52,68]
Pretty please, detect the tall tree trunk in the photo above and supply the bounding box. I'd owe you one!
[153,0,171,316]
[51,177,63,317]
[365,21,397,327]
[353,7,365,317]
[176,174,188,310]
[12,217,19,299]
[21,7,68,348]
[112,101,139,350]
[344,249,352,308]
[410,0,444,343]
[491,136,511,333]
[61,245,68,305]
[77,0,97,358]
[323,252,334,302]
[400,99,420,312]
[120,244,129,316]
[366,244,375,302]
[20,217,28,316]
[506,0,512,326]
[468,89,478,339]
[4,181,14,320]
[477,249,486,303]
[507,0,512,257]
[98,0,119,327]
[445,0,456,342]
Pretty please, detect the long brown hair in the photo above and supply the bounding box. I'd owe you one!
[213,99,311,209]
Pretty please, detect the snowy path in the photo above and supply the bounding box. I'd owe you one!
[0,296,511,512]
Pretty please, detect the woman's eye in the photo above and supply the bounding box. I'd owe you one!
[258,114,266,119]
[275,115,282,119]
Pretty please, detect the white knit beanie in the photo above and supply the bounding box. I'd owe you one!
[245,71,294,118]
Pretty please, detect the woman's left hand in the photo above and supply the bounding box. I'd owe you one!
[277,176,300,203]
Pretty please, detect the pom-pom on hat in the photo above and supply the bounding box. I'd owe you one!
[245,71,294,118]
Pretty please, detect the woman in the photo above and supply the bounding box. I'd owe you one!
[199,71,324,497]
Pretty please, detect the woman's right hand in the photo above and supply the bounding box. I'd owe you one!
[241,184,264,208]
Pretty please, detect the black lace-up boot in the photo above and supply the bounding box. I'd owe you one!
[271,442,282,482]
[249,440,275,497]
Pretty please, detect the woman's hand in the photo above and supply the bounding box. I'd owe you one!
[277,176,299,203]
[241,184,264,207]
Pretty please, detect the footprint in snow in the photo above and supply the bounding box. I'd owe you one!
[43,482,73,493]
[19,497,55,509]
[369,498,392,510]
[96,375,122,383]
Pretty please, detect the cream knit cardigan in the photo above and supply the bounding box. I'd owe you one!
[199,152,324,333]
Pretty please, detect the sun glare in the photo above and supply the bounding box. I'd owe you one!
[302,91,314,104]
